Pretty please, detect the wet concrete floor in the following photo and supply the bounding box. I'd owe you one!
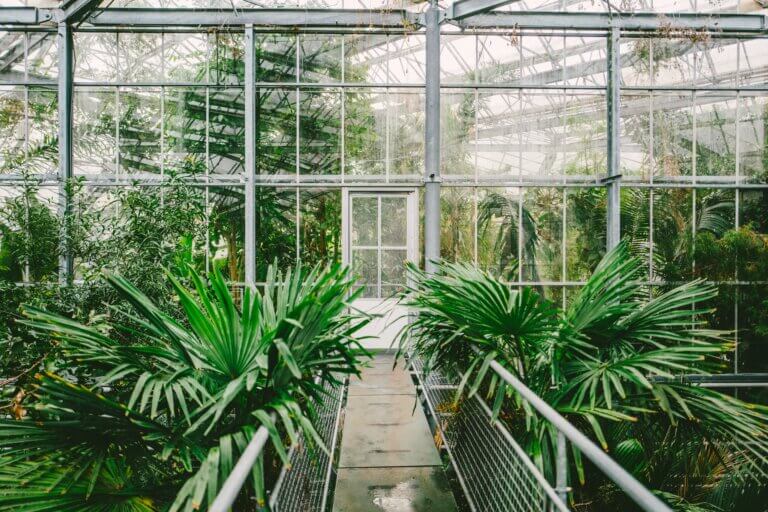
[333,354,458,512]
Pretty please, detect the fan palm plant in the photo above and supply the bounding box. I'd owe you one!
[397,242,768,510]
[0,262,369,511]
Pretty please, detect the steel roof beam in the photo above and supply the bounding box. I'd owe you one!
[59,0,102,23]
[459,11,768,32]
[448,0,521,21]
[1,7,764,33]
[0,7,53,24]
[85,8,420,28]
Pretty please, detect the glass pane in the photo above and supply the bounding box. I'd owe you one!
[257,88,296,176]
[208,186,245,282]
[441,187,474,264]
[441,35,475,85]
[27,88,57,171]
[74,33,117,82]
[164,87,207,175]
[254,187,296,282]
[118,88,161,176]
[389,90,424,176]
[621,38,651,87]
[118,33,162,83]
[381,196,407,247]
[344,89,386,177]
[299,89,341,176]
[620,93,652,181]
[352,248,378,298]
[351,196,377,247]
[652,188,693,282]
[693,188,735,282]
[523,187,563,282]
[387,35,425,85]
[441,90,475,177]
[209,88,245,175]
[213,32,244,86]
[695,93,737,179]
[477,90,520,179]
[255,34,296,83]
[300,34,341,83]
[564,36,606,87]
[520,90,566,180]
[566,187,606,281]
[0,88,26,172]
[27,33,57,81]
[652,92,693,180]
[477,187,519,280]
[477,34,520,84]
[344,34,387,84]
[520,32,565,86]
[739,93,767,184]
[738,285,768,373]
[164,33,208,83]
[381,249,407,297]
[74,88,116,175]
[300,189,341,268]
[620,187,651,271]
[562,91,606,179]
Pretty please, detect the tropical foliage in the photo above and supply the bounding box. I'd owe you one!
[398,242,768,511]
[0,263,369,511]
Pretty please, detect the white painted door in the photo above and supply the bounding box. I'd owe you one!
[342,190,418,350]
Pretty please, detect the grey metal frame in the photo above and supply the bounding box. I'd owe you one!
[0,3,763,510]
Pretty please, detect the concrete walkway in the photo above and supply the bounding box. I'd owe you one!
[332,354,458,512]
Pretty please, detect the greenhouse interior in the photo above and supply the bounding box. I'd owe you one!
[1,0,767,511]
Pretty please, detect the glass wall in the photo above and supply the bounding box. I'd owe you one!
[619,34,768,372]
[0,17,766,370]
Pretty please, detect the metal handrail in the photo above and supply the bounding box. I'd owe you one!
[209,423,272,512]
[486,357,672,512]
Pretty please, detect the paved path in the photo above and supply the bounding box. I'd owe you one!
[332,354,458,512]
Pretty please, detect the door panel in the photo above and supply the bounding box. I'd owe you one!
[343,190,417,350]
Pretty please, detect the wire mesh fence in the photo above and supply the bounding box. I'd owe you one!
[409,355,568,512]
[270,376,347,512]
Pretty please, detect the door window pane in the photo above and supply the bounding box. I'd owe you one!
[352,196,377,246]
[381,249,407,297]
[352,248,378,298]
[381,196,407,247]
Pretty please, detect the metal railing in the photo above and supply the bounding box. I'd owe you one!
[209,377,347,512]
[270,376,346,511]
[409,353,672,512]
[409,356,569,512]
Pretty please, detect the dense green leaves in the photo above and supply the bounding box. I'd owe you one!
[0,263,369,511]
[399,241,768,511]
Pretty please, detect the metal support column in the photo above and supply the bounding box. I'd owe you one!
[244,25,256,286]
[57,22,74,284]
[424,2,441,274]
[606,27,621,250]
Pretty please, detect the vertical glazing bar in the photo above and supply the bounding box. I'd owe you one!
[58,22,73,284]
[424,2,441,274]
[606,26,621,250]
[244,25,256,286]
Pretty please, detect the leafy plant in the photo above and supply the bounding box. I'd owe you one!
[398,242,768,511]
[0,262,369,511]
